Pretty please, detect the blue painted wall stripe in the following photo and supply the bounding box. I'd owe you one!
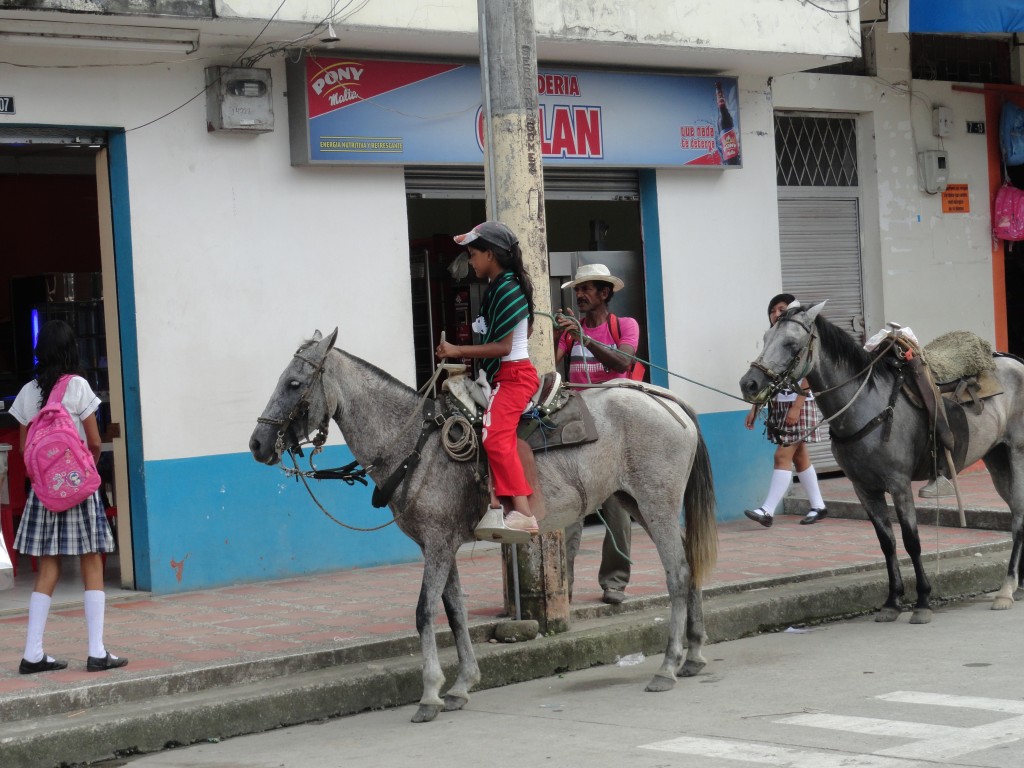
[143,446,421,592]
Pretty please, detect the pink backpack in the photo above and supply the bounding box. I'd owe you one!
[24,375,101,512]
[993,182,1024,241]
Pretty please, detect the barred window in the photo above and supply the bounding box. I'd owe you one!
[775,115,858,187]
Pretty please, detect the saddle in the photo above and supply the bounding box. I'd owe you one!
[440,364,598,453]
[896,331,1003,480]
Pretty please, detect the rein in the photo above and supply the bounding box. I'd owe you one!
[268,355,453,531]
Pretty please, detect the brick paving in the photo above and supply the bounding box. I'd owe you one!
[0,468,1013,701]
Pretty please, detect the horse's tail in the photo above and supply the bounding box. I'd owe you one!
[681,403,718,587]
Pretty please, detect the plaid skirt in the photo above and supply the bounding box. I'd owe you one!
[767,398,823,445]
[13,489,115,556]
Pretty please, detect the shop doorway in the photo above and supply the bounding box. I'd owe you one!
[0,130,134,590]
[405,169,647,389]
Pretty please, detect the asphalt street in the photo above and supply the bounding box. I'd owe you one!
[100,591,1024,768]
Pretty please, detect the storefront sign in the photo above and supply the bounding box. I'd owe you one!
[941,183,970,213]
[287,56,741,169]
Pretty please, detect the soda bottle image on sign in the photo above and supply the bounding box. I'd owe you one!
[715,81,741,166]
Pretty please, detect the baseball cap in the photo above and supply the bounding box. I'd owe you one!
[453,221,519,251]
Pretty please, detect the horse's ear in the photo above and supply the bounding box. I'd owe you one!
[311,329,323,342]
[326,327,339,349]
[805,300,828,322]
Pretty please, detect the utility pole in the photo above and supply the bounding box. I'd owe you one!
[478,0,569,634]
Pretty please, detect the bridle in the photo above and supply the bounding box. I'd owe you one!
[748,311,818,403]
[256,347,332,464]
[749,310,902,446]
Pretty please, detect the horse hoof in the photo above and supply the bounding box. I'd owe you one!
[1014,587,1024,602]
[909,608,933,625]
[411,703,442,723]
[992,596,1014,611]
[443,693,469,712]
[679,659,706,678]
[645,675,676,693]
[874,607,901,622]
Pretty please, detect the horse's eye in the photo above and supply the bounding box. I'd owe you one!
[288,380,302,390]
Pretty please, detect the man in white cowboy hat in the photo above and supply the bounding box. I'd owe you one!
[555,263,641,604]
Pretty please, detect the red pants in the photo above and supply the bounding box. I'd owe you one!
[482,360,538,498]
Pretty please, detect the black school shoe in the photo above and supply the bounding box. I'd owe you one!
[744,508,774,528]
[19,656,69,674]
[87,652,129,672]
[800,508,829,525]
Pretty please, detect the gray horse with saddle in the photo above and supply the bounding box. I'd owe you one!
[741,301,1024,624]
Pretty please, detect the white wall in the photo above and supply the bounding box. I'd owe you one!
[216,0,861,63]
[657,76,781,415]
[3,48,416,461]
[772,24,996,347]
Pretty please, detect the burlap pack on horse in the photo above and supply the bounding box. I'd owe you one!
[922,331,1001,411]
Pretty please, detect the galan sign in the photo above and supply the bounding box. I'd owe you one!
[287,56,741,168]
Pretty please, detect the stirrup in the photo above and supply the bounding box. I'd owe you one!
[474,506,535,545]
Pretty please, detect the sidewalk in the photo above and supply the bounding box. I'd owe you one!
[0,468,1015,766]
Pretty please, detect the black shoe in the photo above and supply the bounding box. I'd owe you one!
[744,508,773,528]
[19,656,69,674]
[801,508,828,525]
[602,588,625,605]
[86,652,129,672]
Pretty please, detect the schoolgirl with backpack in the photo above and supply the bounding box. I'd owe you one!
[10,319,127,674]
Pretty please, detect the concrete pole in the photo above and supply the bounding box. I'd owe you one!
[478,0,569,634]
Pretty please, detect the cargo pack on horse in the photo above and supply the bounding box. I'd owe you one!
[739,302,1024,624]
[250,328,718,722]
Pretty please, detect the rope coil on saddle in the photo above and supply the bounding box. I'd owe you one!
[441,411,478,461]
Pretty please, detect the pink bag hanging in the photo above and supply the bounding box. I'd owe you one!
[993,182,1024,242]
[23,375,101,512]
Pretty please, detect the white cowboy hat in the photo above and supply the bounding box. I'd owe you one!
[561,263,624,292]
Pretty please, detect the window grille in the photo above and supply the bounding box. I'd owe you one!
[775,115,858,187]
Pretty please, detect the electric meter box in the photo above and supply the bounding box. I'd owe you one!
[917,150,949,194]
[932,106,954,137]
[205,67,274,133]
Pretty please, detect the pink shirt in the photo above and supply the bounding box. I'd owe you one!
[558,316,640,384]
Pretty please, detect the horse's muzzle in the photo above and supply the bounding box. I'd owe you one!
[249,429,283,466]
[739,368,771,404]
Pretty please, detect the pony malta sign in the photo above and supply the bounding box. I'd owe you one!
[286,55,742,168]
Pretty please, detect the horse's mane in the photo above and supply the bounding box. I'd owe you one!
[809,311,874,372]
[299,338,417,396]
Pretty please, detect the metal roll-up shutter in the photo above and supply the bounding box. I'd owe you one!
[405,167,639,200]
[778,196,864,472]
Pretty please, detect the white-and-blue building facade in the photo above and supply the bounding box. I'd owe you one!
[0,1,1008,592]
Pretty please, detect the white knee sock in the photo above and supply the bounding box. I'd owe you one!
[84,590,107,659]
[23,592,52,663]
[798,466,826,509]
[760,469,792,515]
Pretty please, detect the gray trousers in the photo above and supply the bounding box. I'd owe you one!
[564,497,632,597]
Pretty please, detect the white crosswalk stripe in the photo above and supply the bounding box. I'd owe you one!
[641,736,932,767]
[639,691,1024,765]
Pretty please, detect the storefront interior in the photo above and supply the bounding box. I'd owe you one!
[406,192,648,389]
[0,140,122,589]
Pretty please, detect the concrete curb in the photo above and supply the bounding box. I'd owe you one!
[0,545,1012,768]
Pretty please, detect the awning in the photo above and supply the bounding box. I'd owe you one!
[889,0,1024,33]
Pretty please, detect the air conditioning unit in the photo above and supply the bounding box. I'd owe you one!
[205,67,274,134]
